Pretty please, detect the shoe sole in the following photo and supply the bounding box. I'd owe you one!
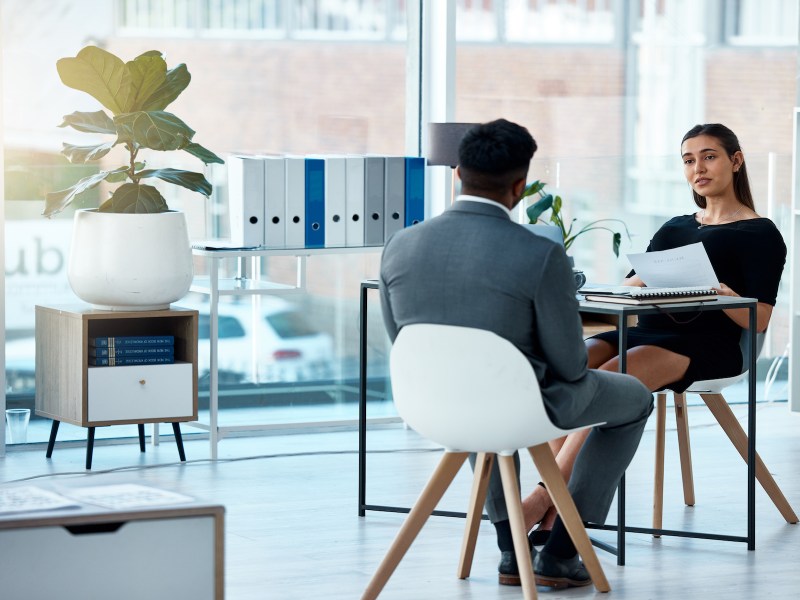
[534,574,592,589]
[498,573,522,586]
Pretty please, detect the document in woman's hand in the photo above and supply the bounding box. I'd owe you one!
[627,242,720,288]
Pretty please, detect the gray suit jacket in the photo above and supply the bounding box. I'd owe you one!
[379,199,599,424]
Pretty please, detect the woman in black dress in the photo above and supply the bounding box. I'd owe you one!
[522,123,787,537]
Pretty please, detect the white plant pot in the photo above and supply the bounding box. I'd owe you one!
[68,209,194,311]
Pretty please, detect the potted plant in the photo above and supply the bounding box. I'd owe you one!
[522,180,631,258]
[45,45,224,310]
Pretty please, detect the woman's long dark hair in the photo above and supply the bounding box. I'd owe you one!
[681,123,754,211]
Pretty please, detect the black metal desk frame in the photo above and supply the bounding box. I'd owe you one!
[579,296,758,565]
[358,281,758,565]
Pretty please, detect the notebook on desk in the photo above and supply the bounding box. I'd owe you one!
[581,284,718,305]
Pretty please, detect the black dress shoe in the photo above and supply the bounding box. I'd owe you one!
[498,546,537,586]
[533,549,591,589]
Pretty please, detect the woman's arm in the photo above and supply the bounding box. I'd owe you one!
[714,283,773,332]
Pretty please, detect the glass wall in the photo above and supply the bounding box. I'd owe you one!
[3,0,799,445]
[2,0,408,443]
[455,0,797,367]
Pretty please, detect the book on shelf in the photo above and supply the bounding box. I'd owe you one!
[383,156,405,242]
[323,155,347,248]
[228,154,266,248]
[364,156,385,246]
[284,156,306,249]
[89,355,176,366]
[581,284,718,305]
[89,345,175,358]
[304,157,326,249]
[345,155,365,247]
[89,335,175,347]
[404,156,425,227]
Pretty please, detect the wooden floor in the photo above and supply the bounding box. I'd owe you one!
[2,401,799,599]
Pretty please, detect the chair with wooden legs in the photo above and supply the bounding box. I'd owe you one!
[653,332,798,533]
[361,324,610,600]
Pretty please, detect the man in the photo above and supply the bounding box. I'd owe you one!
[379,118,653,588]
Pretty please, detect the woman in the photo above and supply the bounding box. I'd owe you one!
[522,123,787,538]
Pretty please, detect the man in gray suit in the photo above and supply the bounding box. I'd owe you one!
[379,119,652,588]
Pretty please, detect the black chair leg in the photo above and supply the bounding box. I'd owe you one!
[46,420,60,458]
[138,423,146,452]
[172,422,186,462]
[86,427,96,470]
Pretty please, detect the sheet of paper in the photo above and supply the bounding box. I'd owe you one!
[0,486,80,515]
[66,484,194,510]
[627,242,720,288]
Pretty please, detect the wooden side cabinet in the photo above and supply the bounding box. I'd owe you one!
[35,305,199,468]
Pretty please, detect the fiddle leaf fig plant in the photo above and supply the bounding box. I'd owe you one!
[44,46,224,217]
[522,180,631,257]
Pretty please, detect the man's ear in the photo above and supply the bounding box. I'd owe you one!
[455,166,463,181]
[511,177,527,198]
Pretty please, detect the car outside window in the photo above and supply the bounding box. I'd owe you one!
[198,314,246,339]
[265,312,317,339]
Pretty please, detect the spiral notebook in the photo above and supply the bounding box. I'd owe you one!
[581,284,718,305]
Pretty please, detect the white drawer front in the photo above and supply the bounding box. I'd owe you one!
[88,362,194,422]
[0,515,216,600]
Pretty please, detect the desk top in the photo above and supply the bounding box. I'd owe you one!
[579,294,757,315]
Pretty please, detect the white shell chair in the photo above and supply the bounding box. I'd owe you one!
[361,324,610,600]
[653,331,798,531]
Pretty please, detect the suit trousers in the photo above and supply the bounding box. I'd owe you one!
[474,369,653,526]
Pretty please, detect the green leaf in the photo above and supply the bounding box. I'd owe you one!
[114,110,195,151]
[137,168,212,197]
[140,63,191,111]
[43,166,129,217]
[58,110,116,134]
[521,180,546,199]
[99,182,168,213]
[612,232,621,257]
[552,194,562,215]
[183,142,225,165]
[126,53,167,112]
[106,168,132,183]
[61,141,115,163]
[56,46,133,115]
[526,193,553,223]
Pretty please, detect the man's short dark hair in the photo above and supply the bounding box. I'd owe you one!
[458,119,537,193]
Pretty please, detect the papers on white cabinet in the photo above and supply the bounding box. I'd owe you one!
[67,484,194,510]
[0,486,80,515]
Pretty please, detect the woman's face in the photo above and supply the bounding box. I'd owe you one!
[681,134,742,199]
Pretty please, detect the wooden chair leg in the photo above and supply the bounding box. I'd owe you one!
[653,392,667,535]
[528,444,610,593]
[700,394,799,523]
[458,452,494,579]
[498,455,537,600]
[361,452,469,600]
[674,393,696,506]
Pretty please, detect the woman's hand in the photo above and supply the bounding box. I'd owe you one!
[714,283,739,297]
[715,282,772,332]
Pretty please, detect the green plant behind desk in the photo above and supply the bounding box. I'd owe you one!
[44,45,224,217]
[522,180,631,257]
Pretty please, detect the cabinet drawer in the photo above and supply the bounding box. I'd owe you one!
[0,515,216,600]
[87,362,194,422]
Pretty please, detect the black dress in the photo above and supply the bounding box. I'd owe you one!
[591,214,786,392]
